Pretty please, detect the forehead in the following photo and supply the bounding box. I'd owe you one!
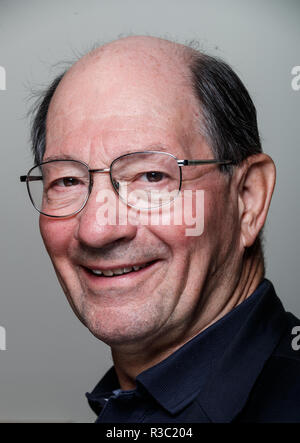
[45,44,206,164]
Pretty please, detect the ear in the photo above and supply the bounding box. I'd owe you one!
[236,154,276,248]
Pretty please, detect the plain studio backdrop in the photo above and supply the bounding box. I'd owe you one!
[0,0,299,422]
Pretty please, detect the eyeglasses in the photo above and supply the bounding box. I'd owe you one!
[20,151,232,218]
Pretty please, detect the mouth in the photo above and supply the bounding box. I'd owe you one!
[83,260,158,278]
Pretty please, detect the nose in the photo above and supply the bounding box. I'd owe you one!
[75,174,137,249]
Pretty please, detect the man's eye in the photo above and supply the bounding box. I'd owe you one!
[142,171,165,182]
[56,177,80,187]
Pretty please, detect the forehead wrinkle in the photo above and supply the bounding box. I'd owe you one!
[43,153,84,162]
[46,84,187,148]
[46,102,202,164]
[46,116,181,151]
[49,83,188,125]
[47,95,196,149]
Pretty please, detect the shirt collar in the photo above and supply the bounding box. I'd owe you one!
[87,279,288,421]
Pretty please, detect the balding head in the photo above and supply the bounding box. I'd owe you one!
[46,36,200,161]
[86,35,192,63]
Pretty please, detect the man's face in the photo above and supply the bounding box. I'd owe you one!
[40,41,242,350]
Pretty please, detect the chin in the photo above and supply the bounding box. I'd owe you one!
[87,321,154,347]
[80,304,165,347]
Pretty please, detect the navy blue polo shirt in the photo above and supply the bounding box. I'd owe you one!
[86,279,300,422]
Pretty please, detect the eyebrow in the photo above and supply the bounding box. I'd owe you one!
[42,154,80,162]
[143,143,173,153]
[43,145,173,163]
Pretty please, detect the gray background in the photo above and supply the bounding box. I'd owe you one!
[0,0,299,422]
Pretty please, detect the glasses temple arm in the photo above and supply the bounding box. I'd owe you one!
[177,160,232,166]
[20,175,43,182]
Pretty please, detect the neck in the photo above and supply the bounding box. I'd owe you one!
[111,246,265,391]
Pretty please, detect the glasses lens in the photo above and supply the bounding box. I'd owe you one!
[27,160,90,217]
[111,152,181,209]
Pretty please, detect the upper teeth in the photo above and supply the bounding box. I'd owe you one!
[91,264,147,276]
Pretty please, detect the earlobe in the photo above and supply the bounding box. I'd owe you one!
[237,154,276,248]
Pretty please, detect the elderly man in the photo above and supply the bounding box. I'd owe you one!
[21,36,300,423]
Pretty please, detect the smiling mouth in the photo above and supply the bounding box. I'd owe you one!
[84,260,157,277]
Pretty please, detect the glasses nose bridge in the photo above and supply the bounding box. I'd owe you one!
[88,167,112,197]
[89,167,111,175]
[89,168,111,187]
[82,167,115,215]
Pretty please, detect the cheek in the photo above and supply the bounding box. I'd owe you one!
[149,223,192,248]
[141,188,209,259]
[39,216,76,258]
[144,203,203,261]
[203,182,241,261]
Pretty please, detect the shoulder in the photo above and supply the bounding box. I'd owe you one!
[238,312,300,422]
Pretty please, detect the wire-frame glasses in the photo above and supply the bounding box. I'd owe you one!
[20,151,232,218]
